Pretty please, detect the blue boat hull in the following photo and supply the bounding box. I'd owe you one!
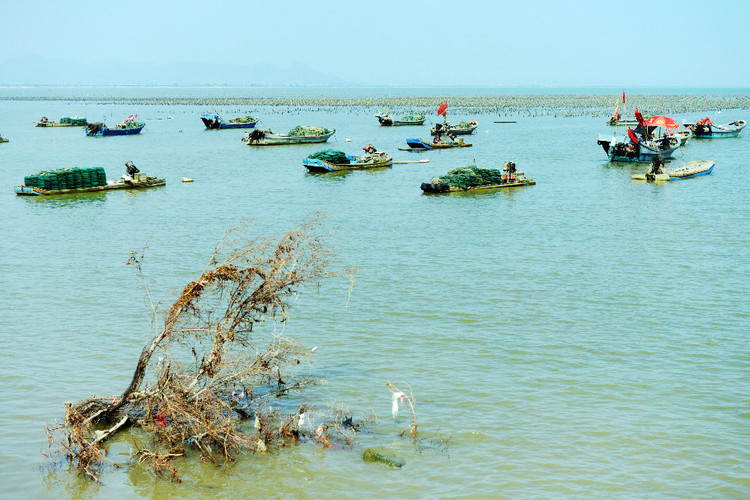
[86,124,145,136]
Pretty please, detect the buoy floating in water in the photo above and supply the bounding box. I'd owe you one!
[182,177,194,182]
[346,138,351,142]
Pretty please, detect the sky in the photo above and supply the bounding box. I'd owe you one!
[2,0,749,87]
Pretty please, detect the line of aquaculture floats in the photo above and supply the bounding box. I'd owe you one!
[7,92,746,197]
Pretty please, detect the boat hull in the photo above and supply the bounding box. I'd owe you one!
[597,134,680,162]
[85,124,145,136]
[201,117,258,129]
[632,161,714,181]
[430,123,477,136]
[303,155,393,172]
[405,138,472,149]
[421,178,535,193]
[376,114,425,126]
[245,130,335,146]
[15,177,166,196]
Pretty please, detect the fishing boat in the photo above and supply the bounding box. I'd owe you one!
[201,112,259,130]
[632,160,714,182]
[85,116,144,136]
[15,167,165,196]
[0,135,7,143]
[597,132,680,162]
[403,138,472,150]
[302,148,392,173]
[421,163,535,193]
[684,119,745,138]
[375,112,426,126]
[430,120,478,136]
[242,127,335,146]
[35,116,88,127]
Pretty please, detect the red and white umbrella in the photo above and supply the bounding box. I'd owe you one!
[644,115,679,129]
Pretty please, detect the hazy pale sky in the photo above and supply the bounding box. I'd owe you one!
[3,0,749,87]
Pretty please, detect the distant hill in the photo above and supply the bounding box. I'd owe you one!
[0,57,352,86]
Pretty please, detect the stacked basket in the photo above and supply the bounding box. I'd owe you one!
[24,167,107,191]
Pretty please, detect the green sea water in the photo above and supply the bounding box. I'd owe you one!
[1,88,748,498]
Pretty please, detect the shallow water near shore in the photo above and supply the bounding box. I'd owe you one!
[1,87,749,498]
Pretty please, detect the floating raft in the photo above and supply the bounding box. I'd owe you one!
[15,168,165,196]
[421,164,535,193]
[35,117,88,127]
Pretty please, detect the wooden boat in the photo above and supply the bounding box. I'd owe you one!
[85,120,145,136]
[597,133,680,162]
[15,172,165,196]
[303,151,393,172]
[421,163,535,193]
[375,113,426,126]
[684,119,745,138]
[243,128,335,146]
[430,120,478,136]
[201,112,259,130]
[404,138,472,150]
[35,116,88,127]
[632,160,714,182]
[0,136,8,143]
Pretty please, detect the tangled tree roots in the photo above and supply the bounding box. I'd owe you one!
[45,216,356,481]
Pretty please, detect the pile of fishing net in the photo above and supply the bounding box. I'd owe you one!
[438,166,505,189]
[60,117,88,125]
[288,126,331,137]
[121,121,143,129]
[307,150,349,164]
[453,121,476,130]
[228,115,258,124]
[401,113,425,121]
[24,167,107,191]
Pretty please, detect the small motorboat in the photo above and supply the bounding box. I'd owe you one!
[201,112,259,130]
[632,160,715,182]
[375,112,426,126]
[430,120,478,136]
[243,126,335,146]
[403,138,472,150]
[684,118,745,138]
[303,148,392,173]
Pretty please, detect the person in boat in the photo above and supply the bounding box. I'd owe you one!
[660,134,671,150]
[125,160,140,177]
[433,133,442,144]
[447,133,457,143]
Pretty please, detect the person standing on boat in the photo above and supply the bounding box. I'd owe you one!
[650,156,665,175]
[125,160,140,177]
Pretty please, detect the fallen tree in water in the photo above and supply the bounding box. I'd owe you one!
[45,216,354,481]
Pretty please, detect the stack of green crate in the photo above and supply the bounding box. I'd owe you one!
[23,167,108,191]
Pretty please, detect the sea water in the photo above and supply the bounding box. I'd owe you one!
[0,87,748,498]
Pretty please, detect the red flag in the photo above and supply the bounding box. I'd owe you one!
[627,127,639,144]
[634,108,644,128]
[437,102,448,116]
[622,91,626,103]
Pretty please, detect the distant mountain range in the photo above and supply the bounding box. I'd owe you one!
[0,57,353,86]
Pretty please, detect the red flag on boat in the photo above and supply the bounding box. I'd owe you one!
[634,108,645,128]
[622,91,626,103]
[627,127,639,144]
[124,114,134,123]
[437,102,448,116]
